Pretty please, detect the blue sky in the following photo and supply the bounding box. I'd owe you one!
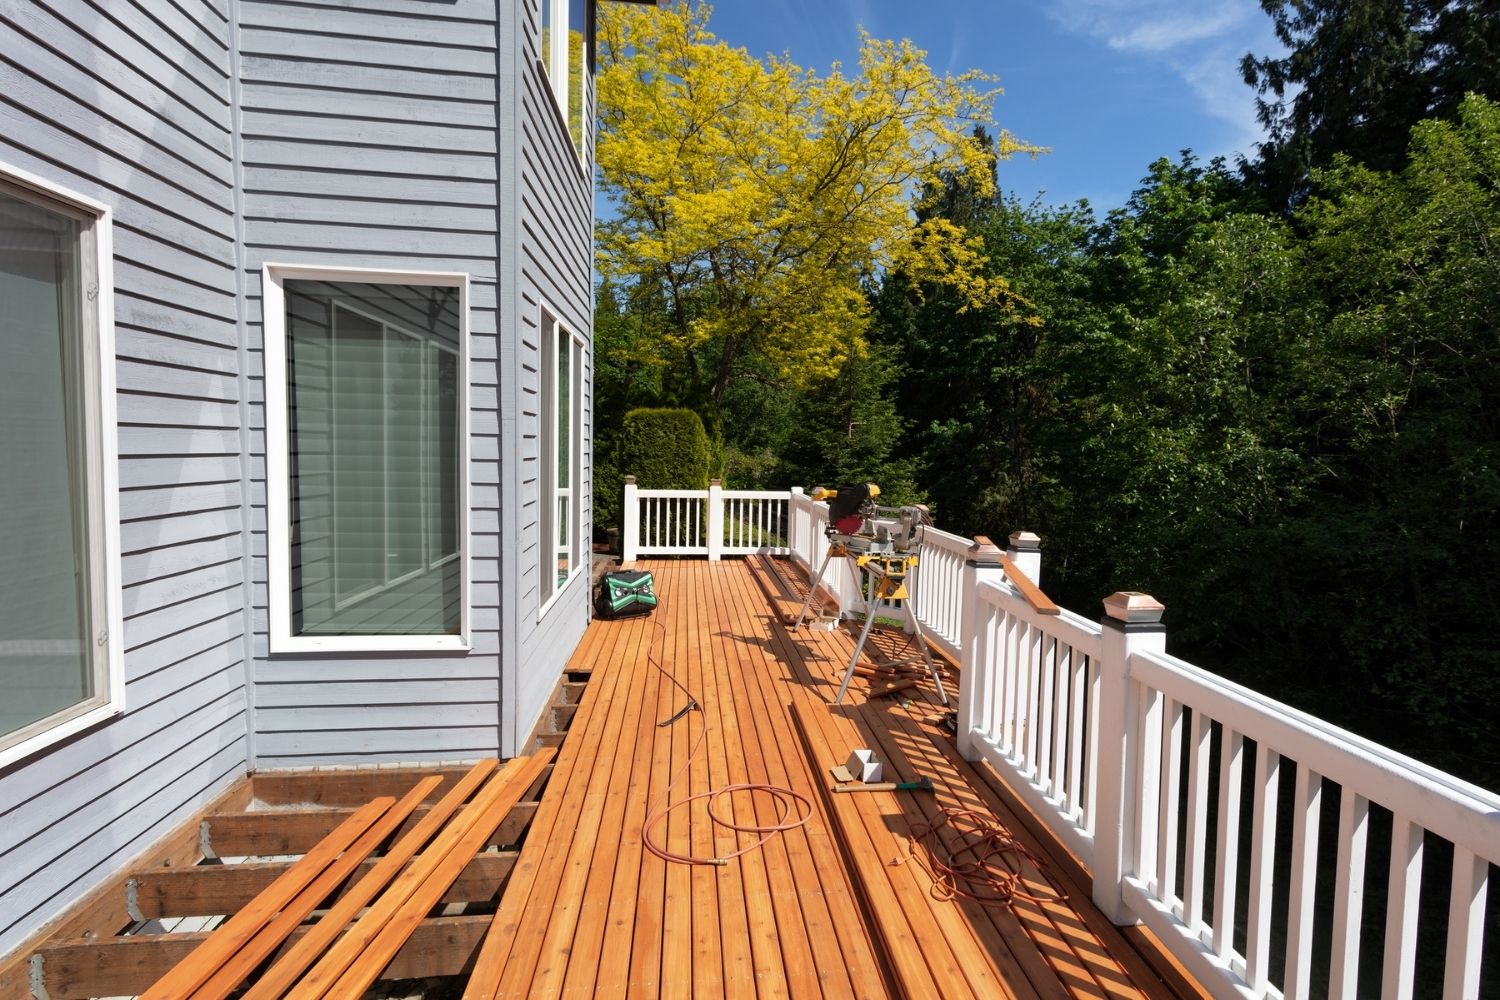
[703,0,1286,213]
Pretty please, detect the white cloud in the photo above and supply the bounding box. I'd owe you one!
[1045,0,1280,157]
[1106,8,1245,53]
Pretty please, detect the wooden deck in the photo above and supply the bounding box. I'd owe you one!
[465,557,1206,1000]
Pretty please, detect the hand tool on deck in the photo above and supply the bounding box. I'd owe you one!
[829,762,934,793]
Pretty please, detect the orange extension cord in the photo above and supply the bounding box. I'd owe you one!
[638,616,814,867]
[895,807,1067,907]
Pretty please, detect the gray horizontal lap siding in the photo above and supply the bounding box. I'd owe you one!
[507,0,592,752]
[239,0,505,766]
[0,0,248,958]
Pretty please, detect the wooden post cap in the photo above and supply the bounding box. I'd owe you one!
[1102,591,1165,624]
[710,478,722,487]
[968,536,1003,560]
[1007,530,1041,551]
[624,475,636,485]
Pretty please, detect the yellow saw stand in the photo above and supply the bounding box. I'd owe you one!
[793,542,949,707]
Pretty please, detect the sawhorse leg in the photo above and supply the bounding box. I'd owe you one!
[832,588,881,706]
[792,546,837,629]
[904,601,949,705]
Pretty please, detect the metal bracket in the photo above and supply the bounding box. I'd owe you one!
[29,953,48,1000]
[199,819,217,861]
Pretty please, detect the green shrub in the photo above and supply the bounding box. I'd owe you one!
[619,407,712,489]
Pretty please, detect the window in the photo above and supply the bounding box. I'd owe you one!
[263,266,469,653]
[0,164,123,768]
[539,308,583,611]
[539,0,592,156]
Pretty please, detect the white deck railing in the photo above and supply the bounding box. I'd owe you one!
[621,480,1500,998]
[622,478,790,560]
[952,542,1500,1000]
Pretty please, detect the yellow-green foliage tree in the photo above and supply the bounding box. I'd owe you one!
[596,0,1040,406]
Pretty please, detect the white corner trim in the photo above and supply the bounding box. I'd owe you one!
[261,263,473,655]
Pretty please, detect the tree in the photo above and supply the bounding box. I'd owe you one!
[1241,0,1500,209]
[595,1,1038,410]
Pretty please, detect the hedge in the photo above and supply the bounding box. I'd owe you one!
[619,407,711,490]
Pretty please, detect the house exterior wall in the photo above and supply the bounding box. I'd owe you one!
[238,0,508,766]
[0,0,250,958]
[502,0,595,753]
[0,0,596,957]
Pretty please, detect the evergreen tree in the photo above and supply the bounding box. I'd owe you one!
[1241,0,1500,209]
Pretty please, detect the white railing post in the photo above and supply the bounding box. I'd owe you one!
[707,479,724,561]
[788,487,804,561]
[1093,590,1166,924]
[1007,530,1042,587]
[622,476,639,563]
[957,536,1005,761]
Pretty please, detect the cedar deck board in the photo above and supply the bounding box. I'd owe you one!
[477,558,1196,999]
[753,556,1206,1000]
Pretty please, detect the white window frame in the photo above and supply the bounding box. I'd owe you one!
[0,161,124,770]
[263,263,471,654]
[540,0,570,116]
[537,305,584,618]
[539,0,591,163]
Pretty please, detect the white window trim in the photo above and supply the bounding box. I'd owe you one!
[541,0,570,118]
[262,263,471,654]
[539,0,591,167]
[537,305,585,621]
[0,161,125,770]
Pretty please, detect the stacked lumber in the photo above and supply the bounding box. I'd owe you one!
[140,752,554,999]
[12,755,554,1000]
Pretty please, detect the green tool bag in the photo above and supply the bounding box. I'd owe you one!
[595,570,657,619]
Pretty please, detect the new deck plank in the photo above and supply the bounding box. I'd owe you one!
[464,607,642,999]
[472,558,1194,1000]
[718,562,884,1000]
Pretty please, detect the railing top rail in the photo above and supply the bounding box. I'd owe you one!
[975,578,1104,654]
[1130,647,1500,860]
[915,524,972,554]
[718,489,790,500]
[634,488,710,498]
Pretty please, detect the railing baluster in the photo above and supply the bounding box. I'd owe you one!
[1183,709,1212,934]
[1084,653,1101,834]
[1382,815,1424,1000]
[1285,765,1324,1000]
[1136,682,1164,890]
[1245,744,1281,993]
[1329,787,1370,1000]
[1038,635,1056,795]
[991,609,1010,752]
[1068,643,1086,821]
[1026,624,1044,774]
[1158,698,1184,904]
[1443,846,1488,1000]
[1054,642,1073,813]
[1212,726,1244,959]
[1002,614,1020,751]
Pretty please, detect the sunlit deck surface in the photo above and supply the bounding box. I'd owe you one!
[479,557,1206,1000]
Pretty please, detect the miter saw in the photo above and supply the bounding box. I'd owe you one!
[791,483,949,706]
